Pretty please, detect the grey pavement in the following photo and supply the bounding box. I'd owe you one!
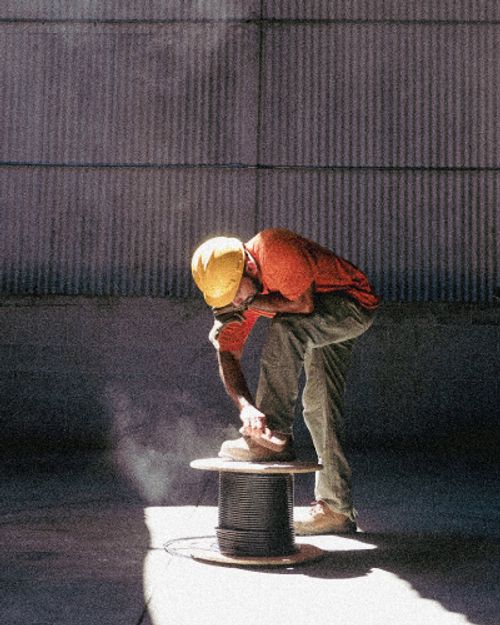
[1,446,499,625]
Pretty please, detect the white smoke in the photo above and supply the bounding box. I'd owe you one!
[105,382,238,504]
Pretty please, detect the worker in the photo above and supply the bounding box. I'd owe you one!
[191,228,379,535]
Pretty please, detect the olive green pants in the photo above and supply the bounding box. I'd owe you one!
[255,293,376,520]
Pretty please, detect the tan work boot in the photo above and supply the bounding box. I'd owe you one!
[240,427,291,453]
[218,435,296,462]
[294,500,357,535]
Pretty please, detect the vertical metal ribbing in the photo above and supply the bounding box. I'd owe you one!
[0,168,497,301]
[0,7,498,303]
[254,0,265,232]
[1,165,489,303]
[262,1,500,21]
[0,23,257,165]
[259,21,500,169]
[256,169,499,303]
[0,1,257,20]
[0,167,258,297]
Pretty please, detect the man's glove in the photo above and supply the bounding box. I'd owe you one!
[212,303,247,326]
[209,304,247,349]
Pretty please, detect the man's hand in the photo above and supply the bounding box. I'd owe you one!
[239,404,268,436]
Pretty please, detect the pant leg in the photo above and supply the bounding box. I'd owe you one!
[302,340,355,519]
[256,293,375,434]
[255,294,375,519]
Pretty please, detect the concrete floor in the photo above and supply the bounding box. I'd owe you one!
[1,447,499,625]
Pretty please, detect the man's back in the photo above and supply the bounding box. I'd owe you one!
[246,228,379,310]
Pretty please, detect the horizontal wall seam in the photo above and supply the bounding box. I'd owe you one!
[1,162,500,173]
[0,18,500,26]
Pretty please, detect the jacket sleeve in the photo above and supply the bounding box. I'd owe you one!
[209,309,261,352]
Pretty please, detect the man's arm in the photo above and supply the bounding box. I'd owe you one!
[248,285,314,315]
[217,350,268,433]
[215,286,313,436]
[217,350,252,410]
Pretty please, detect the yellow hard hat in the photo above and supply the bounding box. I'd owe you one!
[191,236,245,308]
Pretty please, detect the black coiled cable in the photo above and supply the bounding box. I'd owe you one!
[216,472,297,557]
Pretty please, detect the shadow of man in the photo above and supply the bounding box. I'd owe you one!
[259,531,499,625]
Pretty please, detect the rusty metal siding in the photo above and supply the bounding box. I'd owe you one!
[263,1,500,21]
[259,23,500,167]
[0,6,498,302]
[0,167,256,296]
[0,23,258,165]
[256,170,499,303]
[0,2,260,21]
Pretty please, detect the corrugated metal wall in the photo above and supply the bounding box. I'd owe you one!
[0,2,498,301]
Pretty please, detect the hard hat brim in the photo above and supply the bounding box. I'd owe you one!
[191,237,245,308]
[203,279,242,308]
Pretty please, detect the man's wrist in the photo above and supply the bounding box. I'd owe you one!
[238,398,253,412]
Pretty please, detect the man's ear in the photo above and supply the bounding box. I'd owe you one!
[245,252,259,277]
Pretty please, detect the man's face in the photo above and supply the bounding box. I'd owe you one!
[232,275,259,308]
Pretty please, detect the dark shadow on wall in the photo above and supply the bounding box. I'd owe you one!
[0,371,110,454]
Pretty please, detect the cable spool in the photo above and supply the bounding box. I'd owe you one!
[217,472,296,557]
[188,458,325,567]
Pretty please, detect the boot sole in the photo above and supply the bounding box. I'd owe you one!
[218,449,296,463]
[250,431,289,453]
[294,523,357,536]
[239,427,291,453]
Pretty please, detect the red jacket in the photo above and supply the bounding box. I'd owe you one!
[217,228,379,352]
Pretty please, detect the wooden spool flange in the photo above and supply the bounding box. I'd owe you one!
[187,457,325,567]
[190,458,323,475]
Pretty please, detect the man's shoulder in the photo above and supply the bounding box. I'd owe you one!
[247,228,300,249]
